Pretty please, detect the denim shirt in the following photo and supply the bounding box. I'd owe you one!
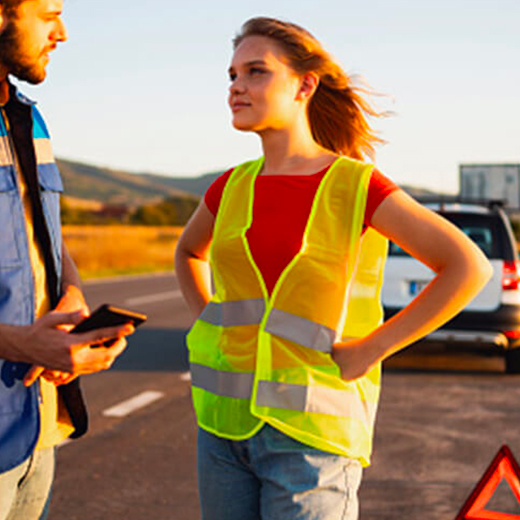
[0,87,64,473]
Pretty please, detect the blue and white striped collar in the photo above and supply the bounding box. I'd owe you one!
[5,78,37,106]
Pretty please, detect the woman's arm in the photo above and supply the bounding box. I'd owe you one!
[174,201,215,321]
[332,190,494,380]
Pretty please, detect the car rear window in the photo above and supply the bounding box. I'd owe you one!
[388,212,512,259]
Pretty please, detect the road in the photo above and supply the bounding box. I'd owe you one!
[47,273,520,520]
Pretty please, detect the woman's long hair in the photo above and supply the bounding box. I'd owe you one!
[233,17,386,160]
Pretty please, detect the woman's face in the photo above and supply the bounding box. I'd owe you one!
[228,35,303,133]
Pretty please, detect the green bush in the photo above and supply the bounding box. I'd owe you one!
[130,197,199,226]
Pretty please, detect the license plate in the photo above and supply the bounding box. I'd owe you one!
[409,280,429,296]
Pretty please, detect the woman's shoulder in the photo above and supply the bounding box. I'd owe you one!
[204,168,235,217]
[369,168,399,195]
[365,168,400,226]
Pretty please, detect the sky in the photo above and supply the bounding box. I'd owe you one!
[17,0,520,193]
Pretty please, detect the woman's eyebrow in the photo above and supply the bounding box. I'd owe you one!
[228,59,268,73]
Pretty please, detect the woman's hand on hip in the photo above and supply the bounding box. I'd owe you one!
[331,337,382,381]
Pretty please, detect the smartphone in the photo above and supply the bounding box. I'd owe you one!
[70,304,147,347]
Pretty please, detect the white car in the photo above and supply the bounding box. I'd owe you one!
[382,200,520,373]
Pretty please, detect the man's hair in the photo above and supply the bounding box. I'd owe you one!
[0,0,25,18]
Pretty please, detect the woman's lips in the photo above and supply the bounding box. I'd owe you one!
[231,102,251,112]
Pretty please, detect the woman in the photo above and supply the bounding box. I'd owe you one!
[175,17,492,520]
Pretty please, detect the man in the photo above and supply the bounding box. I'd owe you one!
[0,1,134,519]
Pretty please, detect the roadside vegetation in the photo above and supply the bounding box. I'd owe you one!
[63,226,183,279]
[61,196,199,227]
[60,195,198,279]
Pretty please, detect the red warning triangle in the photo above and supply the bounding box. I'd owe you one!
[456,445,520,520]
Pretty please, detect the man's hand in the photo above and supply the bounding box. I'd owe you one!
[55,284,90,320]
[24,284,91,385]
[17,310,134,386]
[25,336,130,386]
[38,369,77,386]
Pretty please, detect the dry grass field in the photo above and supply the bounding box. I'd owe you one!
[63,225,183,279]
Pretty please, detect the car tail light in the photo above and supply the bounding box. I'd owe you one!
[502,261,520,291]
[505,330,520,339]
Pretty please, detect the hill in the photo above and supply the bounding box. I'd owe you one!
[140,171,222,197]
[56,158,200,206]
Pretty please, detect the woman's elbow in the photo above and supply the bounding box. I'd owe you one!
[439,239,493,294]
[461,246,494,292]
[474,254,494,288]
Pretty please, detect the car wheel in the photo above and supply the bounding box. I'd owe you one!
[505,347,520,374]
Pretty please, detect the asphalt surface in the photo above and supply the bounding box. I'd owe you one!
[47,273,520,520]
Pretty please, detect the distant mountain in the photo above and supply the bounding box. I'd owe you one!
[56,157,443,206]
[140,172,222,197]
[56,158,200,206]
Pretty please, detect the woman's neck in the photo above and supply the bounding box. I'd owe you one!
[258,124,337,176]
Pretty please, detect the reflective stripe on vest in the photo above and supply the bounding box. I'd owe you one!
[264,308,336,353]
[199,299,265,327]
[191,363,377,424]
[256,380,377,424]
[199,301,336,354]
[190,363,254,399]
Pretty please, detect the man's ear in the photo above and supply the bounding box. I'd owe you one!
[0,8,8,35]
[296,72,320,102]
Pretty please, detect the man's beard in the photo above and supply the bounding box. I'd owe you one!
[0,20,46,85]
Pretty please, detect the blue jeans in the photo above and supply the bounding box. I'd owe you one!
[0,448,55,520]
[197,425,363,520]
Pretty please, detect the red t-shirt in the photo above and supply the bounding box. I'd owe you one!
[205,166,399,294]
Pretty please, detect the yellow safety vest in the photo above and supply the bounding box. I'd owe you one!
[187,156,388,466]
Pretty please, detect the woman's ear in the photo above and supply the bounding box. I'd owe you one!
[296,72,320,101]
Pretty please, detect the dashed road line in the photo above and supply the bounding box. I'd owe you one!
[124,290,182,306]
[102,390,165,418]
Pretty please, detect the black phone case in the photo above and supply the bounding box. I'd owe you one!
[70,304,147,334]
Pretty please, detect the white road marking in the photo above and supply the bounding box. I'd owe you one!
[124,289,182,306]
[102,390,165,418]
[180,371,191,382]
